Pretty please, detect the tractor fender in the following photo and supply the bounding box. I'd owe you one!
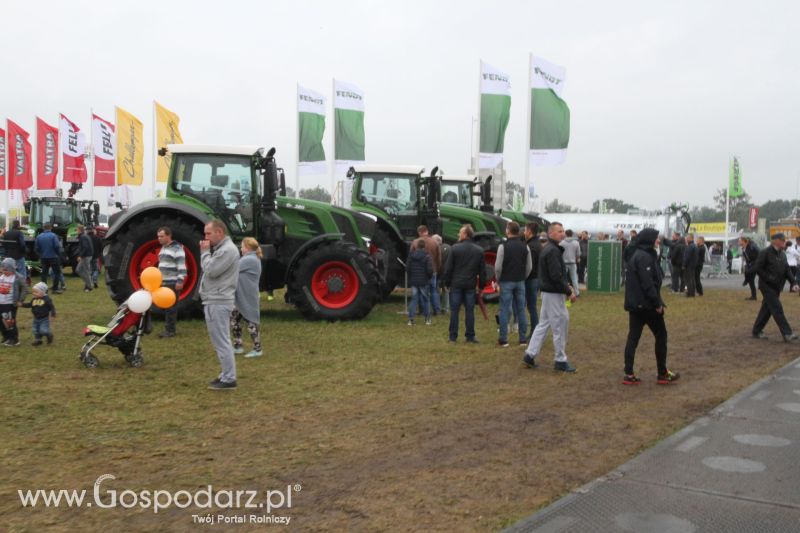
[284,233,345,285]
[104,200,211,240]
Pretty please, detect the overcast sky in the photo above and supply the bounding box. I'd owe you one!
[3,0,799,211]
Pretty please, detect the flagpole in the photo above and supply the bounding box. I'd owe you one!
[89,108,95,204]
[724,156,730,257]
[295,84,300,199]
[524,53,533,212]
[331,78,336,200]
[475,59,482,177]
[114,108,119,210]
[152,101,157,199]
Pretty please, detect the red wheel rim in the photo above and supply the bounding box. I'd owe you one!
[128,239,198,300]
[482,250,497,295]
[310,260,359,309]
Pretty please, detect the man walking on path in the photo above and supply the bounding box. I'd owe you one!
[741,236,760,300]
[752,233,799,342]
[157,227,187,338]
[682,234,698,297]
[524,223,543,333]
[523,222,578,372]
[621,228,680,385]
[414,225,442,315]
[199,220,240,390]
[75,225,94,292]
[35,224,64,294]
[496,221,532,347]
[442,224,487,343]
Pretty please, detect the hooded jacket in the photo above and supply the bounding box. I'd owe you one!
[407,248,433,287]
[199,236,240,306]
[624,229,664,312]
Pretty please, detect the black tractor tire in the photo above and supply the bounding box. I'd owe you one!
[290,241,380,321]
[372,227,405,300]
[103,215,204,318]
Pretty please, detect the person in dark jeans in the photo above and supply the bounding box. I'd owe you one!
[442,224,487,343]
[622,228,680,385]
[694,236,707,296]
[34,224,64,294]
[577,231,589,285]
[667,233,685,293]
[682,234,698,297]
[740,236,759,300]
[157,227,187,338]
[89,229,103,288]
[524,223,543,333]
[752,233,799,342]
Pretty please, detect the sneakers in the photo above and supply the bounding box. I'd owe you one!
[407,319,414,326]
[745,296,757,301]
[2,339,20,347]
[784,334,799,343]
[465,338,480,344]
[519,340,528,346]
[657,370,681,384]
[425,318,432,326]
[46,334,53,345]
[554,361,577,373]
[752,331,768,340]
[244,349,263,358]
[522,354,538,368]
[208,379,237,390]
[32,340,43,347]
[93,282,99,289]
[622,374,641,385]
[233,346,245,355]
[158,331,176,338]
[83,288,92,293]
[497,340,510,348]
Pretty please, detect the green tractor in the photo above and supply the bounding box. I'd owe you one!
[103,145,382,321]
[345,165,510,299]
[22,196,105,272]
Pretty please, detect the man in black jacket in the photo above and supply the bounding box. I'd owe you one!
[668,233,685,293]
[442,224,487,343]
[524,223,543,332]
[752,233,799,342]
[695,236,707,296]
[682,234,698,297]
[523,222,577,372]
[740,236,759,300]
[622,228,680,385]
[3,220,27,279]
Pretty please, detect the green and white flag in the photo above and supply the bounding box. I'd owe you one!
[334,79,365,177]
[479,61,511,169]
[297,85,327,176]
[528,55,570,166]
[729,156,743,197]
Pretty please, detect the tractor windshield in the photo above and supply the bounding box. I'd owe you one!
[441,182,472,207]
[173,154,254,235]
[358,173,418,217]
[33,202,80,227]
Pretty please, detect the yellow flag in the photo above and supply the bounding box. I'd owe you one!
[154,101,183,182]
[115,106,144,186]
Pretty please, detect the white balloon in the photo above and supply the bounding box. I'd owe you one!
[127,290,153,313]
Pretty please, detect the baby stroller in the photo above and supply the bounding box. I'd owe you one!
[80,302,152,368]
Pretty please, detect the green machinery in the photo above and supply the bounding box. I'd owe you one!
[103,145,382,321]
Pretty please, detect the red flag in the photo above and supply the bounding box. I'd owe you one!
[36,117,59,190]
[0,126,6,190]
[59,114,87,183]
[92,114,116,186]
[749,207,759,229]
[7,120,33,190]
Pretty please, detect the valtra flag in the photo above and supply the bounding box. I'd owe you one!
[116,106,143,186]
[154,101,183,182]
[36,117,59,190]
[0,126,6,190]
[92,114,116,186]
[7,119,33,190]
[59,114,88,183]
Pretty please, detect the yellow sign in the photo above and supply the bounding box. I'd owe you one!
[116,106,144,186]
[691,222,727,234]
[154,101,183,183]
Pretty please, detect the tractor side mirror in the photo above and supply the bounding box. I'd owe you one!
[23,200,31,214]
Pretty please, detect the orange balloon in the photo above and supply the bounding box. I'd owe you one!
[152,286,177,309]
[140,267,163,292]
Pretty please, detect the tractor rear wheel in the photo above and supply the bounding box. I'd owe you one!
[103,215,203,317]
[290,241,380,321]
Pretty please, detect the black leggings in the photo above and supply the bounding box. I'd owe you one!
[624,309,667,376]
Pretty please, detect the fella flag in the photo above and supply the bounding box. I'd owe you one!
[92,114,116,187]
[0,126,6,190]
[59,114,88,183]
[36,117,59,190]
[116,106,144,186]
[154,101,183,182]
[529,55,570,166]
[7,120,33,190]
[334,79,365,177]
[298,85,327,176]
[479,61,512,169]
[729,156,743,198]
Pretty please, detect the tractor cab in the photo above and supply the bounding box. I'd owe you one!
[441,175,494,213]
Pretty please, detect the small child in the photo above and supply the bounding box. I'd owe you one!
[22,282,56,346]
[0,257,27,346]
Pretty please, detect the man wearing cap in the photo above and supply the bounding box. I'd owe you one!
[752,233,799,342]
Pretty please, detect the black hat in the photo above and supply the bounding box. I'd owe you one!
[637,228,659,246]
[772,233,786,241]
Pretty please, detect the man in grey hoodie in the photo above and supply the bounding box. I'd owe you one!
[199,220,240,390]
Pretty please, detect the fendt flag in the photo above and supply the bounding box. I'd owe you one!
[155,101,183,183]
[529,55,570,166]
[729,156,743,198]
[92,114,116,187]
[59,114,87,183]
[479,61,511,169]
[298,85,327,176]
[0,126,6,190]
[334,79,365,177]
[36,117,59,191]
[116,107,144,186]
[7,120,33,190]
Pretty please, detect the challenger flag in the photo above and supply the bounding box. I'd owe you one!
[154,101,183,182]
[116,106,144,186]
[529,55,570,166]
[479,61,511,169]
[298,85,327,176]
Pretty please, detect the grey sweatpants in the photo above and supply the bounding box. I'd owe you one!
[204,304,236,383]
[525,292,569,363]
[76,257,93,289]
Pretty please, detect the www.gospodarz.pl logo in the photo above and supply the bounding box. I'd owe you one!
[18,473,299,524]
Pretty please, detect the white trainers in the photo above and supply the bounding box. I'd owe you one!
[233,346,245,355]
[244,349,263,358]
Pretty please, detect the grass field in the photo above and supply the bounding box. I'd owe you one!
[2,278,798,532]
